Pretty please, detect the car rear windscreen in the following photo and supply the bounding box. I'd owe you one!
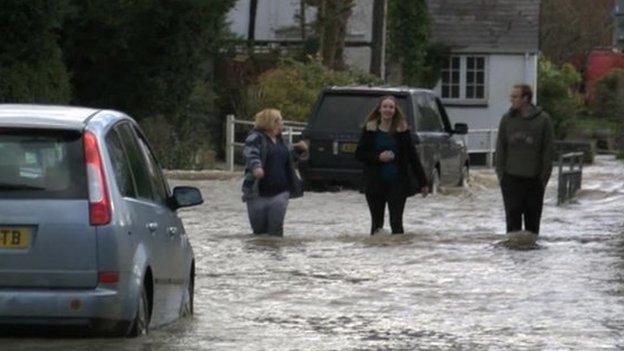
[308,93,411,132]
[0,128,87,199]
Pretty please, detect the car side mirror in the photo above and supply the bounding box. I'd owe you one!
[169,186,203,210]
[453,123,468,135]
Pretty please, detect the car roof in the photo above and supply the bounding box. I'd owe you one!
[0,104,119,130]
[324,85,433,95]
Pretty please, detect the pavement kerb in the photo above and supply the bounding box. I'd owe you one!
[163,169,241,180]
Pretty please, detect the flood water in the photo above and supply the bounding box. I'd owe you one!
[5,156,624,350]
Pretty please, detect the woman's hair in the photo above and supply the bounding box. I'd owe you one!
[363,95,408,132]
[254,108,282,132]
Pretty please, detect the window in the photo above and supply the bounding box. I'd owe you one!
[310,94,412,132]
[415,94,444,132]
[440,55,487,103]
[105,129,136,198]
[116,124,155,201]
[441,57,460,99]
[0,129,87,199]
[135,132,169,204]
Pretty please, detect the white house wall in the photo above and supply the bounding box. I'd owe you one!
[227,0,250,39]
[443,53,538,130]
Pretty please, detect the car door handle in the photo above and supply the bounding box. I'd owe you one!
[146,222,158,232]
[167,226,179,236]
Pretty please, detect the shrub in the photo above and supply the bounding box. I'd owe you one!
[537,55,583,139]
[593,68,624,121]
[251,59,383,122]
[141,80,217,170]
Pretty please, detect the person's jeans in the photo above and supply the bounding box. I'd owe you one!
[246,191,290,235]
[365,182,407,235]
[500,174,545,234]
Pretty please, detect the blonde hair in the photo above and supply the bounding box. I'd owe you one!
[254,108,282,132]
[363,95,408,132]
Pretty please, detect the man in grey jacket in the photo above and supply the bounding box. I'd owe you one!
[495,84,555,234]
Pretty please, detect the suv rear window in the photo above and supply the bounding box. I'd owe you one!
[308,93,411,132]
[0,128,87,199]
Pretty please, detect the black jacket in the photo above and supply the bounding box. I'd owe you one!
[241,129,303,201]
[355,126,428,196]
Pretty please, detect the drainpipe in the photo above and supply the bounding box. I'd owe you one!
[524,52,538,104]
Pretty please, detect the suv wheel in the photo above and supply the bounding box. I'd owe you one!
[430,168,440,195]
[458,165,469,188]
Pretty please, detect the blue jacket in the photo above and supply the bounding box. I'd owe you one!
[241,129,303,201]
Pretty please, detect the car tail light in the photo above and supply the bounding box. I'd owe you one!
[98,271,119,283]
[83,131,111,225]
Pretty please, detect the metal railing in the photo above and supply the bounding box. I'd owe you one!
[557,152,584,205]
[225,114,306,172]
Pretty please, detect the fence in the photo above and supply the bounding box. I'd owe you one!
[225,115,306,172]
[225,116,498,171]
[461,128,498,168]
[557,152,584,205]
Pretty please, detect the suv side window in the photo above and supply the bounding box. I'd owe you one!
[135,130,169,204]
[116,123,156,201]
[415,94,444,132]
[105,129,136,198]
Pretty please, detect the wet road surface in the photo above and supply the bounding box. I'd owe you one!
[4,156,624,350]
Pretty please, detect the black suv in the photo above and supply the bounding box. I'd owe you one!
[299,86,469,191]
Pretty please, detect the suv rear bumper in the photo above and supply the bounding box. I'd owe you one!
[300,165,362,184]
[0,286,133,334]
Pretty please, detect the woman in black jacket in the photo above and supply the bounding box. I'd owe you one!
[355,95,429,235]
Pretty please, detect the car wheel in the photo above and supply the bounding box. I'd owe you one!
[180,273,194,317]
[458,165,469,188]
[128,285,150,337]
[430,168,440,195]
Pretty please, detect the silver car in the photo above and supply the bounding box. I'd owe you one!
[0,104,203,336]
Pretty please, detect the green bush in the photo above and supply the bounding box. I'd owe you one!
[251,59,383,122]
[537,55,583,139]
[593,68,624,121]
[0,0,71,103]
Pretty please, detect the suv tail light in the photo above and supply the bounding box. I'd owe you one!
[83,131,111,225]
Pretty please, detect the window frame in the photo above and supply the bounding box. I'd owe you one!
[438,54,489,106]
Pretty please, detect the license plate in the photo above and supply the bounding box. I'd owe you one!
[0,227,29,249]
[340,142,357,153]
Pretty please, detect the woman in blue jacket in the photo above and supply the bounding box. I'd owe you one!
[355,96,429,235]
[242,108,307,235]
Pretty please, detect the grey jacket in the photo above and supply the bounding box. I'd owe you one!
[241,129,303,201]
[495,104,555,185]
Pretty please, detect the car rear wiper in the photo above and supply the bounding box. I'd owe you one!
[0,183,46,190]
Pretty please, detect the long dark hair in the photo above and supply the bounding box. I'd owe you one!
[362,95,408,132]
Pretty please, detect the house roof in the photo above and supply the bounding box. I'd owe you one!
[428,0,541,54]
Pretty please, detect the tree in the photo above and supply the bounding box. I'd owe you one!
[540,0,614,66]
[369,0,387,77]
[312,0,354,70]
[0,0,71,103]
[61,0,235,168]
[387,0,427,85]
[62,0,234,118]
[537,55,583,139]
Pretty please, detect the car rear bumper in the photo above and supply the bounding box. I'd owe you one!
[0,286,133,333]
